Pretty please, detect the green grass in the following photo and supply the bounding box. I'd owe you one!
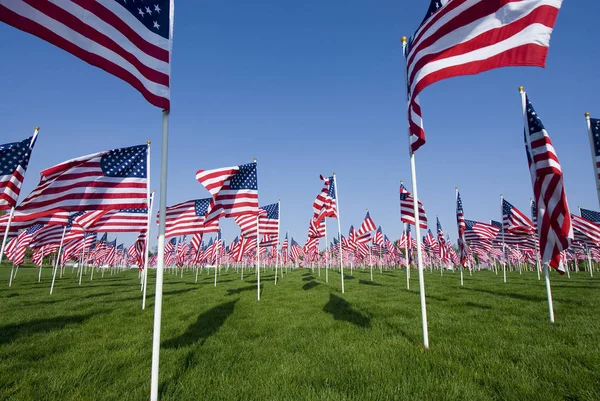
[0,264,599,401]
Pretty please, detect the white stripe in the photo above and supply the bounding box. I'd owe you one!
[3,0,169,99]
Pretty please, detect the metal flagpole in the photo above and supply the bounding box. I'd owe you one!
[256,215,261,301]
[49,226,67,295]
[324,220,329,284]
[530,198,541,280]
[585,112,600,208]
[275,199,280,285]
[520,86,554,323]
[456,187,464,287]
[402,36,428,349]
[142,191,155,310]
[150,110,169,401]
[8,231,20,287]
[500,194,507,283]
[333,173,344,294]
[404,223,409,289]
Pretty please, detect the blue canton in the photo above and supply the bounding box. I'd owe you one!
[590,118,600,157]
[490,220,502,229]
[230,163,258,190]
[100,144,147,178]
[194,198,211,216]
[581,208,600,223]
[120,208,148,213]
[0,136,33,176]
[260,203,279,219]
[26,224,43,235]
[327,176,336,199]
[116,0,171,39]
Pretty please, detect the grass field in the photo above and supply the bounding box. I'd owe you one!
[0,263,598,401]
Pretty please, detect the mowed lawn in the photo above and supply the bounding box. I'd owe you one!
[0,264,599,401]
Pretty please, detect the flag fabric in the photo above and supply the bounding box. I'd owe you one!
[373,226,383,246]
[0,0,174,109]
[16,144,148,220]
[308,218,325,239]
[163,198,219,238]
[456,190,467,266]
[437,217,448,261]
[0,131,37,210]
[399,183,427,229]
[196,162,259,224]
[589,118,600,183]
[404,0,563,152]
[502,199,535,235]
[523,93,572,271]
[357,211,377,236]
[313,175,337,224]
[259,203,279,236]
[464,220,501,242]
[5,223,43,264]
[580,208,600,224]
[571,214,600,246]
[76,208,149,232]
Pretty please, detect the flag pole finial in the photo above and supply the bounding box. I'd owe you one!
[35,126,40,131]
[585,112,590,117]
[518,86,524,92]
[253,158,257,162]
[147,140,151,145]
[401,36,407,45]
[455,186,458,190]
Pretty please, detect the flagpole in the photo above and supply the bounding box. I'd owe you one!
[275,199,280,285]
[530,198,541,281]
[324,220,329,284]
[49,226,67,295]
[585,112,600,208]
[0,207,15,266]
[333,173,344,294]
[500,194,507,283]
[142,191,155,310]
[402,36,429,349]
[520,86,555,323]
[256,215,261,301]
[404,222,409,289]
[150,109,169,401]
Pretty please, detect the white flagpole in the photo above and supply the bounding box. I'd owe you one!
[256,215,261,301]
[404,222,409,289]
[49,226,67,294]
[150,110,169,401]
[520,86,555,323]
[324,220,329,284]
[333,173,344,294]
[500,194,507,283]
[142,191,155,310]
[402,36,429,350]
[456,187,464,287]
[275,199,280,285]
[0,207,15,266]
[8,231,20,286]
[585,112,600,208]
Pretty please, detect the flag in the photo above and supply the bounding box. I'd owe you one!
[436,217,448,262]
[404,0,563,152]
[5,223,43,265]
[373,226,383,246]
[464,220,500,242]
[502,199,535,235]
[196,162,259,224]
[589,117,600,183]
[456,190,467,266]
[76,208,149,232]
[162,198,219,238]
[399,183,427,229]
[0,0,174,109]
[313,175,337,224]
[523,92,572,271]
[16,144,148,220]
[571,214,600,247]
[357,211,377,235]
[0,130,38,210]
[259,203,279,236]
[308,218,325,239]
[580,208,600,224]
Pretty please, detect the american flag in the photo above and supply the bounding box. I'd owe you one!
[357,211,377,236]
[259,203,279,237]
[0,0,173,109]
[308,218,325,239]
[4,223,43,265]
[196,162,259,224]
[373,226,383,246]
[424,229,439,254]
[464,220,500,242]
[313,175,337,224]
[76,207,149,232]
[456,190,467,266]
[16,144,148,220]
[399,183,427,229]
[406,224,413,264]
[32,245,45,266]
[384,235,395,255]
[29,212,84,249]
[523,92,572,271]
[571,214,600,247]
[436,217,448,261]
[0,130,38,210]
[580,208,600,224]
[282,233,288,251]
[190,232,203,252]
[589,118,600,183]
[1,210,71,236]
[404,0,563,152]
[163,198,219,238]
[289,238,303,260]
[502,199,535,235]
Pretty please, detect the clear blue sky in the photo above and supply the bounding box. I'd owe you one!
[0,0,597,248]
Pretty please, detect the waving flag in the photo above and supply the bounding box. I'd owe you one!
[464,220,500,242]
[77,208,149,233]
[456,190,468,266]
[259,203,279,240]
[523,92,572,271]
[502,199,535,235]
[16,144,148,220]
[162,198,219,238]
[4,223,43,265]
[357,211,377,236]
[313,175,337,224]
[580,208,600,224]
[405,0,563,152]
[0,129,38,210]
[399,183,427,229]
[196,162,259,224]
[0,0,174,109]
[571,214,600,247]
[437,217,448,261]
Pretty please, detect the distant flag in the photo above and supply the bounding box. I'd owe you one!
[580,208,600,224]
[357,211,376,236]
[502,199,535,235]
[16,144,149,220]
[0,0,174,109]
[259,203,279,237]
[456,190,467,266]
[196,162,259,224]
[0,129,38,210]
[399,183,427,229]
[5,223,43,265]
[436,217,448,261]
[373,226,383,246]
[571,214,600,247]
[162,198,219,238]
[313,175,337,224]
[404,0,563,152]
[522,91,572,271]
[76,208,149,233]
[464,220,500,242]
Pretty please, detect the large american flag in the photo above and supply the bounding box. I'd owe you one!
[0,0,173,109]
[16,144,148,220]
[405,0,563,152]
[76,207,149,232]
[313,175,337,224]
[0,130,38,210]
[589,118,600,183]
[399,183,427,229]
[196,162,259,224]
[456,190,468,266]
[502,198,535,235]
[523,92,572,271]
[163,198,219,238]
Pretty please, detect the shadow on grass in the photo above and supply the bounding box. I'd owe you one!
[406,290,448,302]
[302,276,315,281]
[227,285,257,296]
[323,293,371,329]
[344,275,355,280]
[163,300,237,348]
[462,287,583,305]
[83,291,113,299]
[0,311,107,345]
[303,281,320,291]
[464,301,492,310]
[359,279,384,287]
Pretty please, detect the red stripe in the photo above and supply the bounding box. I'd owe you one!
[0,5,169,109]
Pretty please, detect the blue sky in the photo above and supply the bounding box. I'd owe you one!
[0,0,598,248]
